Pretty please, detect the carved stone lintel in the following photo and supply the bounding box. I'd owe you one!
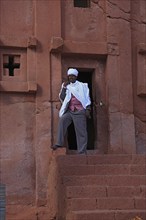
[0,81,37,93]
[50,38,107,55]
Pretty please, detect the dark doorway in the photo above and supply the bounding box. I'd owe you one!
[67,70,95,150]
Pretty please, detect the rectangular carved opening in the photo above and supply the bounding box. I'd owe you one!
[67,69,95,150]
[74,0,90,8]
[61,57,108,154]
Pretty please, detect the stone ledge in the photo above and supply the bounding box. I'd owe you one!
[0,35,37,48]
[50,36,64,52]
[50,37,107,55]
[137,86,146,97]
[63,40,107,55]
[0,81,37,93]
[137,43,146,54]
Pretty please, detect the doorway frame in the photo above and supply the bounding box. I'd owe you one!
[61,54,108,153]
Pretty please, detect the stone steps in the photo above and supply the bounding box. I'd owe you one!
[57,154,146,220]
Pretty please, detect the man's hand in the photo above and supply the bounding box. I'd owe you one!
[63,81,70,88]
[85,105,91,119]
[85,109,91,119]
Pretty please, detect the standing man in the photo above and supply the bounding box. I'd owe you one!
[52,68,91,154]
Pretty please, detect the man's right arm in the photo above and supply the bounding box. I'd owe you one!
[59,87,67,102]
[59,81,70,102]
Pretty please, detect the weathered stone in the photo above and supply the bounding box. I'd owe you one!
[0,0,146,219]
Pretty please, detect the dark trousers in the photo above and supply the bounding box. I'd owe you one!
[56,110,87,154]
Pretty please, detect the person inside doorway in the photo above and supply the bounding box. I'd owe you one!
[51,68,91,154]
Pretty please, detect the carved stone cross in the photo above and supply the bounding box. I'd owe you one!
[3,55,20,76]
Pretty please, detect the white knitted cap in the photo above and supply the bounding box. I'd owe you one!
[67,68,78,76]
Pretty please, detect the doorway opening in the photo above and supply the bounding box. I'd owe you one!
[67,69,95,150]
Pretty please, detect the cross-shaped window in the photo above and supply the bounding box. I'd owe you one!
[3,55,20,76]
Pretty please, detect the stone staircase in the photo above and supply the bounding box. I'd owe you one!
[56,154,146,220]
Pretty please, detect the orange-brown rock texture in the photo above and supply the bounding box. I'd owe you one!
[0,0,146,219]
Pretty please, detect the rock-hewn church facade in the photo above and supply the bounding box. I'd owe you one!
[0,0,146,219]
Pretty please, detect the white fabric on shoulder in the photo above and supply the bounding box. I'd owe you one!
[59,80,91,117]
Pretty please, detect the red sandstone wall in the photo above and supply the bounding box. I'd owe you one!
[0,0,36,207]
[106,0,137,154]
[61,0,106,42]
[131,0,146,153]
[0,0,146,220]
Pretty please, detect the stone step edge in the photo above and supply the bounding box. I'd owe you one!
[66,196,146,199]
[57,154,146,161]
[66,209,146,219]
[59,164,146,175]
[59,164,146,167]
[63,174,146,178]
[66,185,146,188]
[66,185,146,198]
[63,175,146,187]
[68,209,146,214]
